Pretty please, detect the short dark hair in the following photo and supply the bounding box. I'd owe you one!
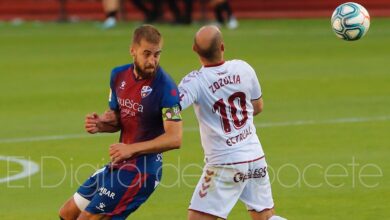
[193,33,221,62]
[132,24,162,45]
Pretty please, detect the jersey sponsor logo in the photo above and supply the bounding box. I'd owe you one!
[117,97,144,113]
[233,166,267,183]
[98,187,116,199]
[141,86,153,98]
[119,81,126,90]
[226,126,252,146]
[209,74,241,94]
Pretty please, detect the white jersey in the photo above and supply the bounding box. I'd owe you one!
[179,60,264,165]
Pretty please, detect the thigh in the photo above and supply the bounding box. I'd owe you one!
[239,158,274,213]
[77,166,107,202]
[60,166,108,219]
[189,165,247,220]
[85,168,160,219]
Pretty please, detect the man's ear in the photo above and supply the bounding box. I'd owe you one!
[130,45,136,56]
[221,43,225,52]
[192,44,196,52]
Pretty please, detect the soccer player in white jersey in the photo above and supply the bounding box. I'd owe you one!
[178,25,286,220]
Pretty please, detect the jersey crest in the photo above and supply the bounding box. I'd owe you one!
[141,86,153,98]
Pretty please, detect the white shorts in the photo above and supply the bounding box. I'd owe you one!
[189,156,274,219]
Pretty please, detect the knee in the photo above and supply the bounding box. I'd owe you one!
[58,205,70,219]
[261,209,274,220]
[249,208,275,220]
[77,211,93,220]
[59,205,75,220]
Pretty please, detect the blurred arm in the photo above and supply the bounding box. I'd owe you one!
[252,97,264,116]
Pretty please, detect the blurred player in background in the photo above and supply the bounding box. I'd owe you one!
[102,0,153,28]
[102,0,194,28]
[59,24,182,219]
[102,0,119,28]
[178,25,285,220]
[210,0,238,29]
[165,0,194,24]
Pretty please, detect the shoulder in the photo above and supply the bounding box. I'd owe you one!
[228,59,257,78]
[228,59,254,70]
[179,70,203,85]
[111,64,132,80]
[156,67,177,87]
[156,67,180,105]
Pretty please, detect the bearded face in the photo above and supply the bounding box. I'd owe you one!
[131,39,162,80]
[133,55,158,79]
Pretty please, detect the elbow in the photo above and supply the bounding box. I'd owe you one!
[258,106,264,114]
[253,106,263,116]
[254,101,264,116]
[252,98,264,116]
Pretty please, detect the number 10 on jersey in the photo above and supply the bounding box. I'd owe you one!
[212,92,248,134]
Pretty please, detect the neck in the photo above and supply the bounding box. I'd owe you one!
[132,66,142,80]
[132,64,155,80]
[201,59,225,67]
[133,68,141,79]
[200,56,225,67]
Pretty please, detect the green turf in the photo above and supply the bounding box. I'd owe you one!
[0,19,389,219]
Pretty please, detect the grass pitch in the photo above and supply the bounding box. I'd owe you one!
[0,19,389,219]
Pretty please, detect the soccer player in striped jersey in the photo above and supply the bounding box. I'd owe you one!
[59,25,182,220]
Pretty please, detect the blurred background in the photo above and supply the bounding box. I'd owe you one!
[1,0,390,25]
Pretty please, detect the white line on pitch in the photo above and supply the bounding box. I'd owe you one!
[0,115,389,144]
[0,156,40,183]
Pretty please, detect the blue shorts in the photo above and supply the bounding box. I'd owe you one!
[77,165,162,219]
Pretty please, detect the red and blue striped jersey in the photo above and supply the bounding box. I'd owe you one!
[108,64,180,173]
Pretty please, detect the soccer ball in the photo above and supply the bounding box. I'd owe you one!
[331,2,370,41]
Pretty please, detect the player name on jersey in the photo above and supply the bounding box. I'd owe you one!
[209,74,241,94]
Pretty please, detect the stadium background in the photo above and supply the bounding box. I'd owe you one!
[1,0,390,20]
[0,0,389,219]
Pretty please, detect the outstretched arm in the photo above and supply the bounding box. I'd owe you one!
[85,110,121,134]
